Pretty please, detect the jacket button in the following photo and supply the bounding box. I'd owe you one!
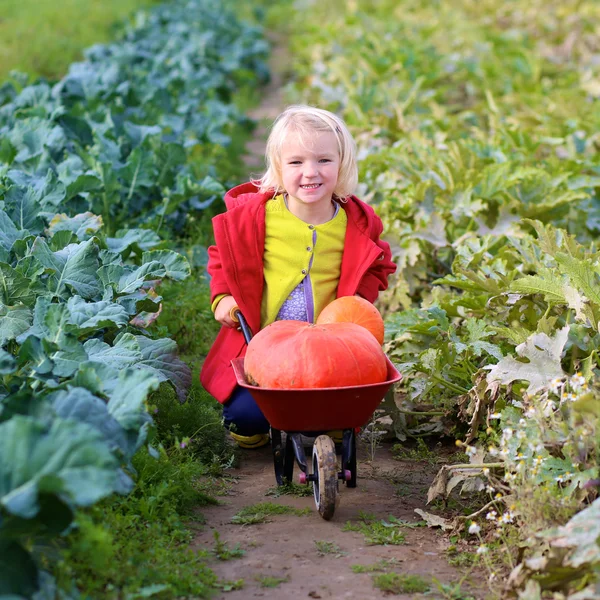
[307,246,312,251]
[302,269,307,275]
[378,253,384,260]
[308,225,315,230]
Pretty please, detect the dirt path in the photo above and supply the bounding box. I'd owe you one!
[193,444,479,599]
[193,34,482,600]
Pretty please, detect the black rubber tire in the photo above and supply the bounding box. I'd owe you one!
[312,435,338,520]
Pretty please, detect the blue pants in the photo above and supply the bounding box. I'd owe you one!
[222,386,270,436]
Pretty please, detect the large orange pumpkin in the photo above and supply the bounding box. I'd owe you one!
[316,296,385,345]
[244,320,388,389]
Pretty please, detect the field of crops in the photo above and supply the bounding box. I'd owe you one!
[1,0,599,597]
[282,0,600,595]
[0,0,268,596]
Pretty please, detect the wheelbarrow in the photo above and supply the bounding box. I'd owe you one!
[230,311,402,520]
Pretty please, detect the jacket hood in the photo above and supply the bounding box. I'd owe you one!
[223,183,375,234]
[223,182,274,211]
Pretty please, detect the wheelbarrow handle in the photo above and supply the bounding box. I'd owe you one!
[230,306,253,344]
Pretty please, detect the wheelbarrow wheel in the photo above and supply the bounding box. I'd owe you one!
[312,435,338,520]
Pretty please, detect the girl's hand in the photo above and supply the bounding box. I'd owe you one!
[214,295,240,328]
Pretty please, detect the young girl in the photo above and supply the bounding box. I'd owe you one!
[200,105,396,448]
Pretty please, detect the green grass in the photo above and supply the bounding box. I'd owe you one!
[372,573,430,595]
[265,481,314,498]
[343,512,406,546]
[255,574,290,588]
[54,447,220,598]
[212,532,245,561]
[231,502,310,525]
[350,558,401,573]
[314,541,347,557]
[0,0,162,82]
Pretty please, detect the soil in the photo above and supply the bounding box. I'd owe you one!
[192,33,484,600]
[193,443,482,599]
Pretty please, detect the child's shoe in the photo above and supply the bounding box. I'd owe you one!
[229,432,270,449]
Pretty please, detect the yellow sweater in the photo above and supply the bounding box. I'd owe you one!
[261,195,347,327]
[212,195,347,328]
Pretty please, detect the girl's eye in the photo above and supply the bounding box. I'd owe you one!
[319,159,331,163]
[289,161,301,165]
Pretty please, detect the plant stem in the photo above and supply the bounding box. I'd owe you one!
[431,374,469,395]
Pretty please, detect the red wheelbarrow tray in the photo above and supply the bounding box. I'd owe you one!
[231,356,402,432]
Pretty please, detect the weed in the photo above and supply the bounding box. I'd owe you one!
[212,532,245,561]
[265,482,313,498]
[343,512,406,545]
[373,573,430,594]
[434,581,477,600]
[216,579,245,592]
[392,438,440,464]
[231,502,310,525]
[314,541,347,557]
[359,414,387,462]
[255,574,290,588]
[446,546,477,568]
[53,447,219,597]
[350,558,401,573]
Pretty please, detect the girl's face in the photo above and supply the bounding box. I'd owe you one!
[280,130,340,214]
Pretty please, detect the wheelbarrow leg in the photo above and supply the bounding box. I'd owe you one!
[289,433,309,480]
[341,429,357,488]
[271,428,285,486]
[283,433,294,483]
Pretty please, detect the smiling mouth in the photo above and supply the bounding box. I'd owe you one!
[300,184,321,189]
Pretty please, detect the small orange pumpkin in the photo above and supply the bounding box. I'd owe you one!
[316,296,385,345]
[244,320,387,389]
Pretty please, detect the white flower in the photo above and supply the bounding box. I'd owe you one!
[502,428,514,440]
[561,392,577,404]
[486,510,497,521]
[488,446,499,456]
[465,445,477,457]
[482,467,490,476]
[485,485,495,493]
[550,378,563,394]
[477,545,488,555]
[489,412,502,419]
[571,373,586,390]
[468,522,481,534]
[525,407,536,418]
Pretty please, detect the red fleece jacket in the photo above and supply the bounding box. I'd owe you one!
[200,183,396,403]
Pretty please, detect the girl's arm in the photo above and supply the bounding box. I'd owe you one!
[206,244,239,328]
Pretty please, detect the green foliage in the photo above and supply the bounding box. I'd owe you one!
[0,0,270,595]
[342,512,407,546]
[265,481,313,498]
[230,502,310,525]
[53,447,220,598]
[372,572,430,594]
[314,541,346,557]
[212,531,245,561]
[350,558,401,573]
[255,574,290,588]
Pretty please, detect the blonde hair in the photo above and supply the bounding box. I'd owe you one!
[255,105,358,200]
